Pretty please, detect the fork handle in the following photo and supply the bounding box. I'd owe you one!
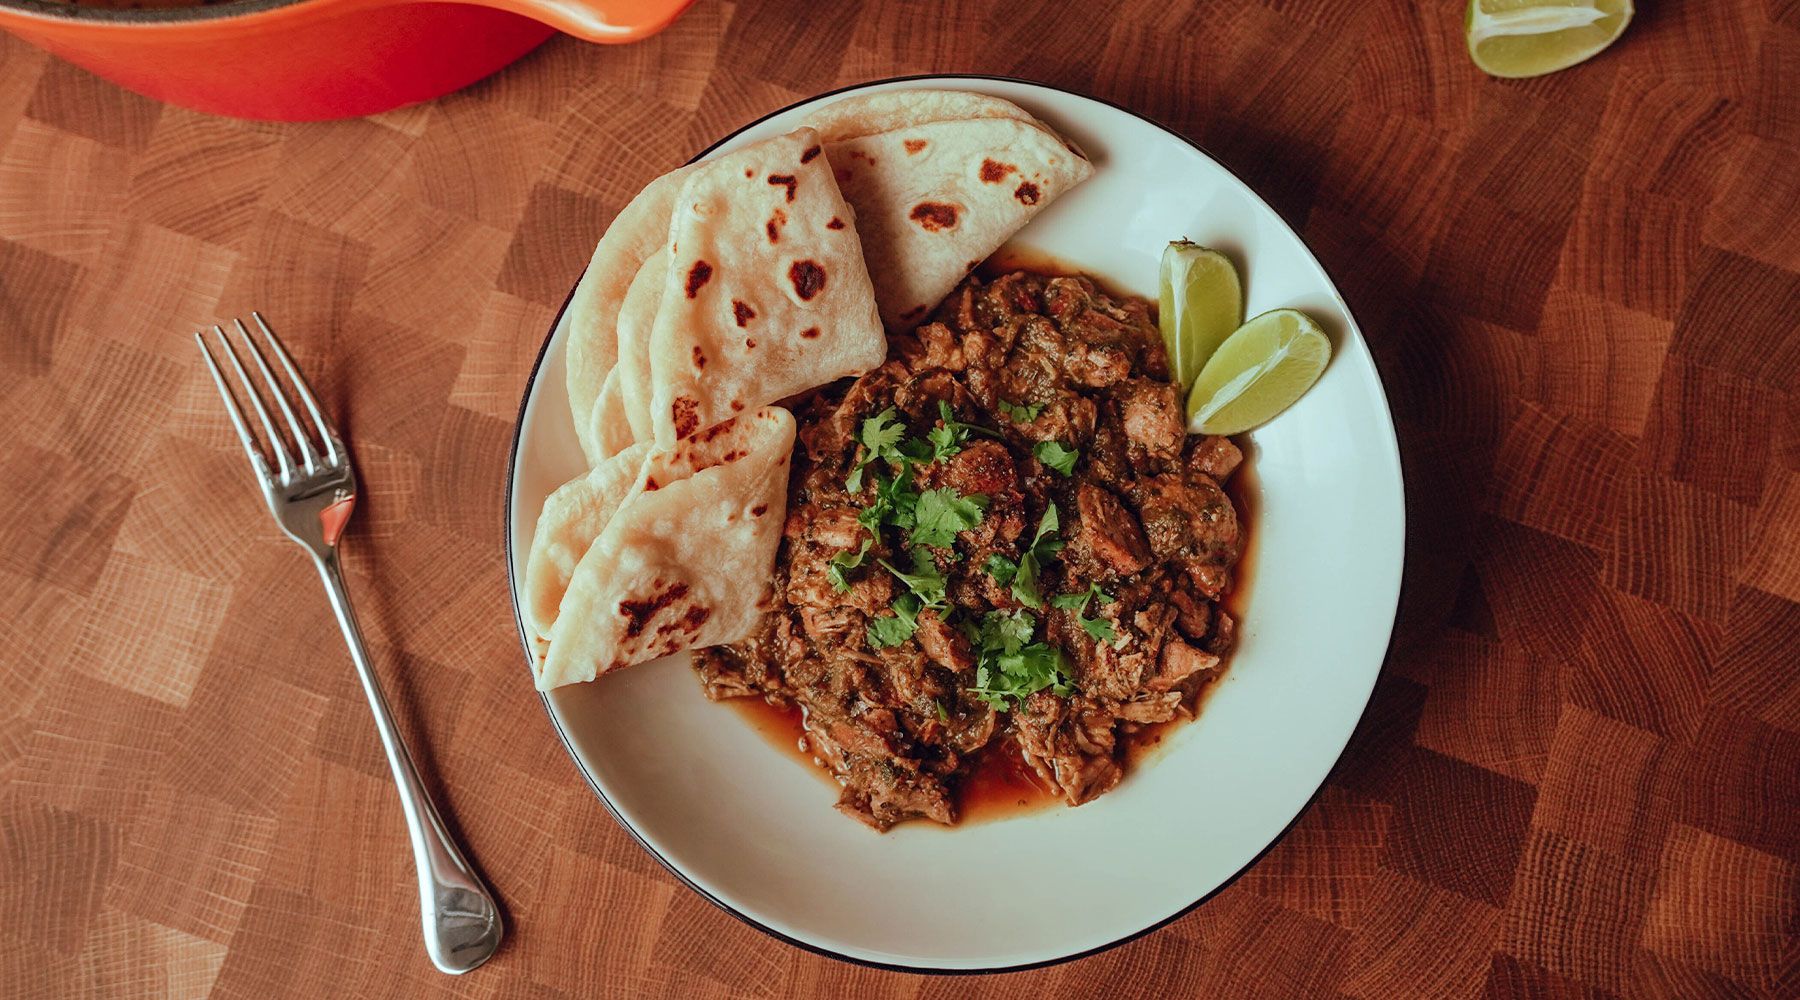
[313,551,505,974]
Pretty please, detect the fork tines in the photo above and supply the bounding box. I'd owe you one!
[195,313,341,484]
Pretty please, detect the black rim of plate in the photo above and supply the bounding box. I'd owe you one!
[503,72,1402,976]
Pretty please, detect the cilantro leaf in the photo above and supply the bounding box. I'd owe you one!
[896,435,935,465]
[855,465,919,545]
[965,609,1075,709]
[934,698,949,722]
[1081,615,1120,644]
[846,408,910,491]
[873,465,920,528]
[909,488,988,548]
[862,407,906,454]
[1034,440,1079,476]
[983,553,1018,586]
[879,547,948,608]
[932,400,1002,457]
[1012,547,1045,609]
[998,399,1045,423]
[927,424,961,462]
[927,402,967,461]
[1032,503,1063,549]
[826,536,873,593]
[1053,582,1118,643]
[984,504,1063,609]
[980,608,1038,655]
[867,593,922,648]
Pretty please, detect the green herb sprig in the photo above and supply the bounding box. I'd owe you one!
[1052,581,1119,643]
[982,504,1065,609]
[965,609,1075,709]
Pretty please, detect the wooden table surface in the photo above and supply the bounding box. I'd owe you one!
[2,1,1797,996]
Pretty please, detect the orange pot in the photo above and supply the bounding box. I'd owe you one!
[0,0,692,121]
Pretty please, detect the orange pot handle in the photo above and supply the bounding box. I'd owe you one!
[469,0,694,43]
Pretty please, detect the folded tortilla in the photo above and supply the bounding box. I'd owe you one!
[613,249,666,447]
[523,440,652,643]
[565,167,693,465]
[649,127,886,447]
[802,90,1093,330]
[535,407,797,690]
[798,89,1040,142]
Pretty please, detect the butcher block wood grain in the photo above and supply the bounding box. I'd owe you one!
[2,1,1797,996]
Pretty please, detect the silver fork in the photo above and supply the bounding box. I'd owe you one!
[196,314,503,975]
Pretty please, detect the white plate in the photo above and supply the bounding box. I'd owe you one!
[505,75,1404,972]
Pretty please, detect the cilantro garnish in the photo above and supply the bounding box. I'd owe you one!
[997,399,1045,423]
[934,698,949,722]
[846,408,910,492]
[868,593,922,648]
[926,400,1000,462]
[910,488,988,548]
[982,504,1064,608]
[965,609,1075,709]
[1052,581,1119,643]
[879,547,948,608]
[826,536,873,593]
[1034,440,1079,476]
[926,424,961,462]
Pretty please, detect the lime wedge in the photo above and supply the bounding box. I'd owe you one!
[1159,241,1242,393]
[1466,0,1632,78]
[1186,309,1330,435]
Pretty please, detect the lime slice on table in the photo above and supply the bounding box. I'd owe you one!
[1159,241,1242,392]
[1186,309,1330,435]
[1466,0,1633,78]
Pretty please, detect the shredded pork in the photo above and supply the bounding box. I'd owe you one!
[695,271,1244,830]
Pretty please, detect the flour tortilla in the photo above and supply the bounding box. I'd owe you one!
[648,127,885,448]
[589,368,635,460]
[799,90,1040,142]
[802,91,1093,330]
[522,440,652,643]
[565,167,692,465]
[615,250,665,446]
[536,407,797,690]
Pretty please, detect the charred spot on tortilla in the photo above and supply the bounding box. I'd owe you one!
[618,581,690,639]
[743,168,753,178]
[695,420,735,445]
[691,346,707,370]
[826,217,845,230]
[800,326,821,339]
[681,605,711,631]
[789,260,826,301]
[733,300,756,327]
[904,139,928,154]
[980,158,1015,183]
[671,397,699,439]
[800,144,822,164]
[767,173,797,202]
[684,260,713,298]
[746,337,758,349]
[730,400,745,411]
[900,304,926,322]
[1014,181,1041,205]
[644,476,660,491]
[909,202,958,232]
[849,149,876,164]
[751,503,769,517]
